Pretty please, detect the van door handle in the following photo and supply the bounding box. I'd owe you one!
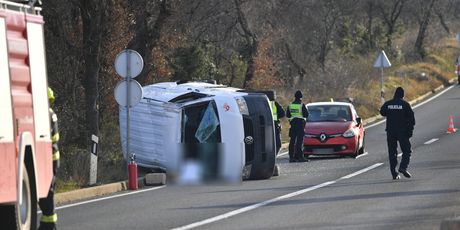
[0,136,4,139]
[40,135,46,138]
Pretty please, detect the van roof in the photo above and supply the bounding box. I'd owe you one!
[142,82,246,102]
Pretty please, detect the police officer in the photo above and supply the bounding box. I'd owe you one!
[39,87,60,230]
[286,90,309,163]
[380,87,415,180]
[267,91,285,154]
[267,91,285,176]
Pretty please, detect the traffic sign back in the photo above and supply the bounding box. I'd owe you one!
[373,50,391,68]
[114,80,143,107]
[115,49,144,78]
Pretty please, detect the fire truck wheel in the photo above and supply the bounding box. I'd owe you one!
[0,166,36,230]
[17,166,37,230]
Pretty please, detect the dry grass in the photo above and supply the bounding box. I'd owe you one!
[277,37,458,144]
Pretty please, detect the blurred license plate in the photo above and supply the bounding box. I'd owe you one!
[312,148,334,154]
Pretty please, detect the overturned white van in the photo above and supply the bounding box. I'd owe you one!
[119,81,277,181]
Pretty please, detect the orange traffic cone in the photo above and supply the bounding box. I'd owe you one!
[447,115,457,133]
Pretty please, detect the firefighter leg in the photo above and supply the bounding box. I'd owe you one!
[38,178,56,230]
[38,159,58,230]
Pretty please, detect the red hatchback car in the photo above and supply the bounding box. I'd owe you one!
[303,102,365,158]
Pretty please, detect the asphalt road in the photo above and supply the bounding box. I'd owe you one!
[55,85,460,230]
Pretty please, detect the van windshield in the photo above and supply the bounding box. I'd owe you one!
[182,101,221,143]
[181,101,222,182]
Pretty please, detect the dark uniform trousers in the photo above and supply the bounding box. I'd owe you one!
[274,121,282,154]
[39,108,59,230]
[387,132,412,176]
[288,119,305,159]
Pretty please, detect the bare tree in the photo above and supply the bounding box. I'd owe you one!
[377,0,406,53]
[127,0,172,85]
[312,0,341,70]
[413,0,438,59]
[79,0,107,144]
[234,0,258,88]
[365,0,376,50]
[433,0,456,34]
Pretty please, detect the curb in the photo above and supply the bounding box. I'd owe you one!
[55,177,146,205]
[56,78,457,206]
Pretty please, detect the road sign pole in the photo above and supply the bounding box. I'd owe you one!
[380,67,385,104]
[126,51,131,159]
[114,49,144,179]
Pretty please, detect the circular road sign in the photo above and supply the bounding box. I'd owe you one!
[114,49,144,78]
[114,80,143,107]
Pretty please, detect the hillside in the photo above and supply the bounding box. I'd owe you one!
[41,0,460,191]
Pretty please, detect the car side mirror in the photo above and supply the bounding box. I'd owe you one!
[356,117,362,125]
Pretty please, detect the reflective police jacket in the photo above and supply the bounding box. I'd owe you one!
[271,101,286,123]
[286,99,309,126]
[379,97,415,135]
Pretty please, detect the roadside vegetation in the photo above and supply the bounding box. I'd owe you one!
[48,0,460,192]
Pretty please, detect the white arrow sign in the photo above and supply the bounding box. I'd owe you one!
[373,50,391,68]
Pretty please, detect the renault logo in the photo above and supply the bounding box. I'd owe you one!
[319,134,327,142]
[244,136,254,145]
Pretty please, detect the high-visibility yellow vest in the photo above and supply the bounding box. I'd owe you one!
[49,108,60,161]
[289,103,305,120]
[271,101,278,121]
[41,213,57,223]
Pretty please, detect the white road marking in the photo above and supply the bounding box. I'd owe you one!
[172,163,383,230]
[412,85,455,109]
[365,119,386,129]
[277,151,288,157]
[424,138,439,145]
[340,163,383,179]
[365,85,455,129]
[53,186,166,211]
[355,152,368,159]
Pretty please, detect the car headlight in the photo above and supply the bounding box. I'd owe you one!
[342,128,355,138]
[235,97,249,115]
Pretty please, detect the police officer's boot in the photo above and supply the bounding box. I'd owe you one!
[289,151,297,162]
[273,164,280,176]
[38,222,57,230]
[398,169,412,178]
[296,155,309,162]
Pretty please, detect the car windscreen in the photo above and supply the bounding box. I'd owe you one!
[307,105,352,122]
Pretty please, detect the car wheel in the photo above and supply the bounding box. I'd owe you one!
[358,136,365,155]
[351,140,360,158]
[351,151,358,158]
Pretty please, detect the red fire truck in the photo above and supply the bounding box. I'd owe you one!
[0,1,53,229]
